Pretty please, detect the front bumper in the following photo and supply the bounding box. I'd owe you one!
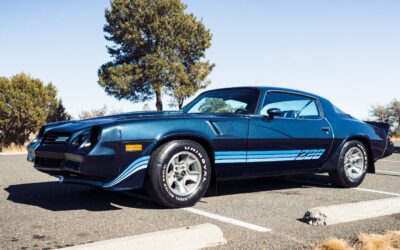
[28,142,150,191]
[59,155,150,191]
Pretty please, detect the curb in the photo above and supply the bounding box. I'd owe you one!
[60,223,226,250]
[304,197,400,225]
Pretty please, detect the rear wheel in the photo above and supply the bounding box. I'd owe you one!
[329,140,368,188]
[145,140,211,208]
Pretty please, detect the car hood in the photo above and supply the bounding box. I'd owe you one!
[43,111,238,134]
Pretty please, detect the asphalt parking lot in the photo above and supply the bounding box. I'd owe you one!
[1,146,399,250]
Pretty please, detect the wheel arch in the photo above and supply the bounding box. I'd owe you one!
[150,133,217,189]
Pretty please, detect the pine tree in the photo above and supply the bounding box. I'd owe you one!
[98,0,214,111]
[0,73,68,150]
[47,99,72,123]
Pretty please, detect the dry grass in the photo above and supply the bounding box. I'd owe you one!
[312,231,400,250]
[1,143,27,153]
[0,134,35,153]
[314,238,353,250]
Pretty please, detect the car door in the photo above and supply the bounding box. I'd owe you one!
[245,91,334,175]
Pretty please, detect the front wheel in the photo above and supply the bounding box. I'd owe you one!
[145,140,211,208]
[329,140,368,188]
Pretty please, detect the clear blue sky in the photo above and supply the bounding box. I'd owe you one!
[1,0,399,119]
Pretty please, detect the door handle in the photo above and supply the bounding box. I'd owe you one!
[321,127,330,133]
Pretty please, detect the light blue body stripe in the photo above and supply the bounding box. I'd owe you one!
[247,157,296,162]
[60,149,326,188]
[216,159,247,163]
[247,150,302,155]
[103,156,150,187]
[215,151,247,156]
[247,154,300,159]
[215,149,325,164]
[215,155,246,159]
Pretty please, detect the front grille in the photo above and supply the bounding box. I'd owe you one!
[35,157,62,168]
[42,133,71,144]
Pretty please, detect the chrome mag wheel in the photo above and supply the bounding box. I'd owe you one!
[344,147,365,181]
[165,151,202,196]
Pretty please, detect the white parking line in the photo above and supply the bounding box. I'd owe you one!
[379,159,400,164]
[183,207,271,232]
[376,170,400,176]
[352,187,400,197]
[123,191,272,232]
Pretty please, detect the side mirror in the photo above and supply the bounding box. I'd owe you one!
[267,108,282,119]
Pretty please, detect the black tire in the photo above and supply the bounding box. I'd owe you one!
[145,140,211,208]
[329,140,368,188]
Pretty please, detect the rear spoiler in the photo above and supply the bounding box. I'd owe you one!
[364,121,390,137]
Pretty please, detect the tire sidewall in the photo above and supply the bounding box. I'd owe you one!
[152,141,211,207]
[339,141,368,186]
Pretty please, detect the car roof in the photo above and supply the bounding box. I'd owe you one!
[203,86,326,100]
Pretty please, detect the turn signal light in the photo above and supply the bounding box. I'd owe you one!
[125,144,142,152]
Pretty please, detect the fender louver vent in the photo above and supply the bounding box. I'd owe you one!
[42,133,71,144]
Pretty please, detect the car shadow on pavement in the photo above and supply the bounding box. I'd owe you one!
[206,174,332,197]
[5,174,331,211]
[394,146,400,153]
[5,181,158,212]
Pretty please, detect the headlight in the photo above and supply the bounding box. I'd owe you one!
[80,135,92,148]
[71,126,101,150]
[72,133,89,148]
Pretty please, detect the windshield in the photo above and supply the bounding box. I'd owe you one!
[183,88,260,114]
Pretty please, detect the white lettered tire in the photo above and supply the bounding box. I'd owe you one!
[145,140,211,208]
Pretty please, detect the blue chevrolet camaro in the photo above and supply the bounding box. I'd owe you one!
[28,87,391,207]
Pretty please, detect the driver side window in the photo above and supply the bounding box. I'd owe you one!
[261,92,321,119]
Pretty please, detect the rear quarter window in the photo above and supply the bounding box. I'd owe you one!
[261,92,321,119]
